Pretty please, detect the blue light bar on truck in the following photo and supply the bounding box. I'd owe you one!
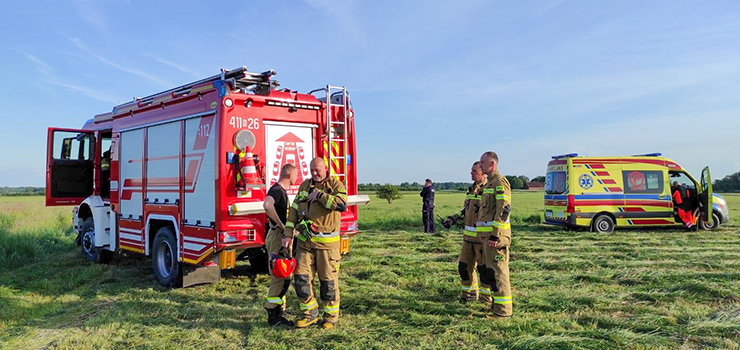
[632,153,662,157]
[551,153,579,159]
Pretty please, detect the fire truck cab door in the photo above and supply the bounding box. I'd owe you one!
[46,127,95,206]
[699,166,713,224]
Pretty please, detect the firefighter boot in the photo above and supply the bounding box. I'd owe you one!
[266,307,294,327]
[295,307,320,328]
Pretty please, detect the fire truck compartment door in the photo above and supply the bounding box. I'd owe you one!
[264,121,316,196]
[46,127,95,206]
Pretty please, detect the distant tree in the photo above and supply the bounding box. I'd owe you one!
[376,183,403,204]
[714,171,740,192]
[531,176,546,183]
[506,176,525,190]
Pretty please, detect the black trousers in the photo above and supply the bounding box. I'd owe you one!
[422,208,436,233]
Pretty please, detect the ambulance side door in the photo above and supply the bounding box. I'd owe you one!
[699,167,713,224]
[46,128,95,206]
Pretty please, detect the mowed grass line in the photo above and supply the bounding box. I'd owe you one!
[0,192,738,349]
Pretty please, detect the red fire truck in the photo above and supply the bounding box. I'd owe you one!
[45,66,369,287]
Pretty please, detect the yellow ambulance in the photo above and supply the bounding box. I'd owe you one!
[543,153,730,233]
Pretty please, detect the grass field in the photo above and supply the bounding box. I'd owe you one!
[1,191,739,349]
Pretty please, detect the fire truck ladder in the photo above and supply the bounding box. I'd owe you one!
[325,85,350,184]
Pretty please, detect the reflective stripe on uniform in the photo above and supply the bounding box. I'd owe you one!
[476,221,493,232]
[494,295,512,304]
[496,186,504,191]
[463,226,478,237]
[480,287,491,295]
[291,202,300,210]
[324,304,340,314]
[285,221,295,228]
[492,221,511,230]
[466,194,481,200]
[483,188,496,194]
[265,296,284,305]
[325,195,335,209]
[300,300,319,310]
[300,232,341,244]
[461,283,478,291]
[496,194,511,201]
[337,192,348,201]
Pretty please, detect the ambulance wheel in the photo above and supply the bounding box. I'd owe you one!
[152,226,181,288]
[700,212,721,230]
[592,215,615,234]
[81,218,112,264]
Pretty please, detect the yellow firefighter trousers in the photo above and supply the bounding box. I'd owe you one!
[264,227,291,310]
[294,241,341,324]
[482,236,513,317]
[459,240,492,303]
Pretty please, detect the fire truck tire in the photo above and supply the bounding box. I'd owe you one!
[592,214,615,234]
[81,218,112,264]
[152,227,181,288]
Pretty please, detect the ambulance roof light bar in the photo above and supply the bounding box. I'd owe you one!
[632,153,662,157]
[551,153,579,159]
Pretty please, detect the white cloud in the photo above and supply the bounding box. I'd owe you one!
[68,37,171,87]
[12,48,123,104]
[142,53,201,78]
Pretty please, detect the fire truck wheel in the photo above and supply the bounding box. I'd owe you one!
[592,214,615,234]
[152,227,181,288]
[81,218,112,264]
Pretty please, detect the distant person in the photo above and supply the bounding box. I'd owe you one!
[262,164,298,326]
[420,179,436,233]
[672,181,697,231]
[100,149,111,197]
[476,151,513,319]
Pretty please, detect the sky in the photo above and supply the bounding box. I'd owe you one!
[1,0,740,186]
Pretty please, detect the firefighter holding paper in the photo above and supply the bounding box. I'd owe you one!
[443,161,492,303]
[476,151,513,319]
[284,157,348,329]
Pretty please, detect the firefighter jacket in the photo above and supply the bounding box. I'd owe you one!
[476,171,512,246]
[456,180,486,242]
[284,176,347,249]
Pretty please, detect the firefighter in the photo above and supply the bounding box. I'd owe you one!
[672,181,697,231]
[476,151,513,319]
[284,157,348,329]
[263,164,298,326]
[443,161,491,303]
[420,179,436,233]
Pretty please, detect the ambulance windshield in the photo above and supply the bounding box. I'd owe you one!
[545,171,567,194]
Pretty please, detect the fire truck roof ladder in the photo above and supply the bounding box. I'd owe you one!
[325,85,349,184]
[121,66,277,111]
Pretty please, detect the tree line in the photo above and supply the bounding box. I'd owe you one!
[360,175,544,192]
[0,187,45,196]
[713,170,740,192]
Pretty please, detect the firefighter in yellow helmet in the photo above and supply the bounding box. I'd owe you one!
[443,161,492,304]
[284,157,348,329]
[476,151,513,318]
